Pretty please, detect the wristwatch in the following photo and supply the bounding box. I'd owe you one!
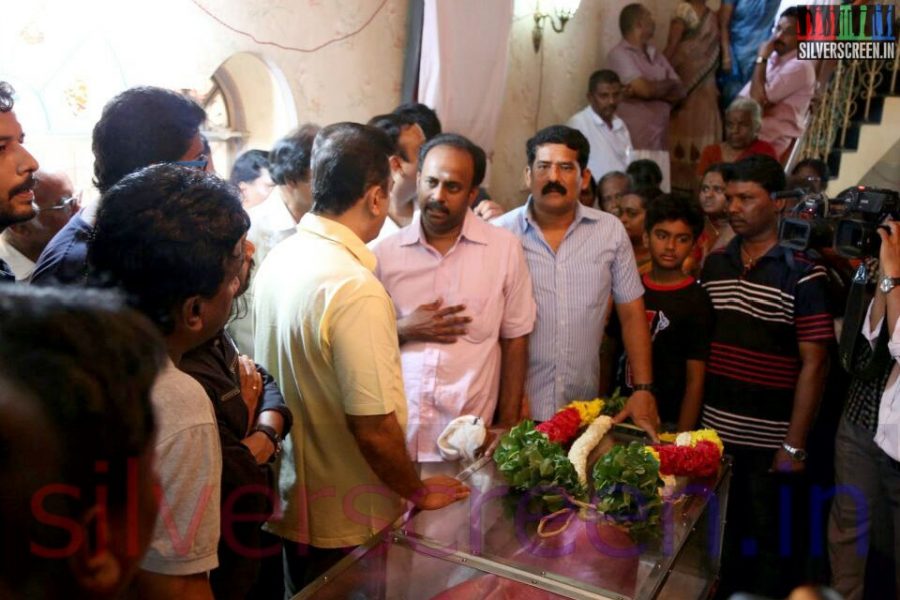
[880,275,900,293]
[781,442,808,461]
[632,383,654,392]
[253,424,283,462]
[755,55,766,65]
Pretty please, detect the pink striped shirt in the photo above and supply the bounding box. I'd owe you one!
[374,211,536,462]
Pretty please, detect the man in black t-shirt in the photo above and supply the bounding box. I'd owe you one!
[614,194,713,430]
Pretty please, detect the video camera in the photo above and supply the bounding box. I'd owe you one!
[778,185,900,258]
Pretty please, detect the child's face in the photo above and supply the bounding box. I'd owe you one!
[646,219,696,271]
[619,193,646,244]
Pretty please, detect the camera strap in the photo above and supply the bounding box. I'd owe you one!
[839,265,891,380]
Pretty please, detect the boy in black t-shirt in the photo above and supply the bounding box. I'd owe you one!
[615,194,713,430]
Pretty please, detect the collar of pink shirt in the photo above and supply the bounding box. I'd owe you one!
[396,210,490,250]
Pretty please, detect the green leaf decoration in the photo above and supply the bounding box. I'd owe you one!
[591,441,663,540]
[494,421,585,502]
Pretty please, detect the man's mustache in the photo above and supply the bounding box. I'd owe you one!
[542,182,567,196]
[424,200,449,214]
[9,174,36,198]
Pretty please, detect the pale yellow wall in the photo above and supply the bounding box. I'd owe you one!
[0,0,408,193]
[491,0,720,207]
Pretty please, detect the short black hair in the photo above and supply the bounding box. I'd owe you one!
[623,186,661,209]
[269,124,320,186]
[91,86,206,193]
[620,3,647,36]
[627,159,663,189]
[0,287,163,594]
[645,193,704,238]
[0,81,13,112]
[780,6,800,20]
[526,125,590,171]
[88,164,249,334]
[792,158,829,181]
[725,154,786,194]
[229,149,270,185]
[702,161,735,179]
[392,102,442,140]
[418,133,487,188]
[310,122,394,217]
[588,69,622,94]
[368,113,417,160]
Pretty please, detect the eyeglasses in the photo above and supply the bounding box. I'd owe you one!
[172,154,209,171]
[41,196,78,212]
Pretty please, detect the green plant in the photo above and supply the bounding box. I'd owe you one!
[591,441,663,539]
[494,421,584,510]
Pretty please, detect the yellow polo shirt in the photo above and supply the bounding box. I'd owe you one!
[253,213,407,548]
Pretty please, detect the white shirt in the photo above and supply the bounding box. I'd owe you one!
[862,301,900,461]
[247,187,299,270]
[0,235,35,282]
[566,106,633,180]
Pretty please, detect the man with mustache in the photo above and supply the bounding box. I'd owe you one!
[494,125,659,437]
[699,154,832,597]
[0,82,39,283]
[0,168,78,281]
[739,6,815,158]
[373,133,536,468]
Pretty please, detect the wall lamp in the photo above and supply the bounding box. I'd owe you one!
[532,0,581,52]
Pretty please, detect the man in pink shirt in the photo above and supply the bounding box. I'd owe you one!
[374,134,535,467]
[739,7,816,158]
[607,3,685,191]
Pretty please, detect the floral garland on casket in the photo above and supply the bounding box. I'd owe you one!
[494,393,724,539]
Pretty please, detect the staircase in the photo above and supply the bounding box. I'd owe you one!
[794,53,900,192]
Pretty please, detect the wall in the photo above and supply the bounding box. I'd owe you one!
[0,0,408,193]
[490,0,719,208]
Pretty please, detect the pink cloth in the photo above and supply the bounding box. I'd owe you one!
[607,39,682,151]
[739,49,816,157]
[373,211,535,462]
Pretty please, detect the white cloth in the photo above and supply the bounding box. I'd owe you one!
[141,358,221,575]
[418,0,513,155]
[861,301,900,461]
[368,214,402,248]
[566,106,633,181]
[436,415,486,462]
[0,235,35,281]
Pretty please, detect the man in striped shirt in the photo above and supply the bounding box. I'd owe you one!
[700,155,833,597]
[494,125,659,437]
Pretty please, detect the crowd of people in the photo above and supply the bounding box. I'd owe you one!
[0,2,896,600]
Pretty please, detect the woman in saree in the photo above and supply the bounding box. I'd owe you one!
[696,96,778,176]
[665,0,723,197]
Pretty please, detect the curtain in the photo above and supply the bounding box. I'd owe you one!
[418,0,514,157]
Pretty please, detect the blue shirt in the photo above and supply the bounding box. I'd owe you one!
[494,199,643,420]
[30,212,93,286]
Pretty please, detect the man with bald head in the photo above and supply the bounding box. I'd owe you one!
[0,169,78,281]
[0,82,40,283]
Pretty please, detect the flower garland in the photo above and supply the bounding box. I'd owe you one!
[647,429,724,478]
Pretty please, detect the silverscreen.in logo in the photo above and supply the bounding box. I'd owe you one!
[797,4,896,60]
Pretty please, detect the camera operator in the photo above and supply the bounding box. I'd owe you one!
[828,225,900,600]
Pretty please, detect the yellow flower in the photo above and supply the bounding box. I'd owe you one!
[644,446,660,464]
[564,399,604,427]
[691,429,724,454]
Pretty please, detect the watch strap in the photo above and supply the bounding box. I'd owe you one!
[252,424,282,461]
[781,441,807,461]
[632,383,654,392]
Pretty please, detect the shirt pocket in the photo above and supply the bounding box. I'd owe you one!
[460,295,499,344]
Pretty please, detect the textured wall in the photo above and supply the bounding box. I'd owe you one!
[490,0,716,208]
[0,0,408,191]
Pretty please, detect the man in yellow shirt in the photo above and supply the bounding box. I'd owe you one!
[253,122,469,594]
